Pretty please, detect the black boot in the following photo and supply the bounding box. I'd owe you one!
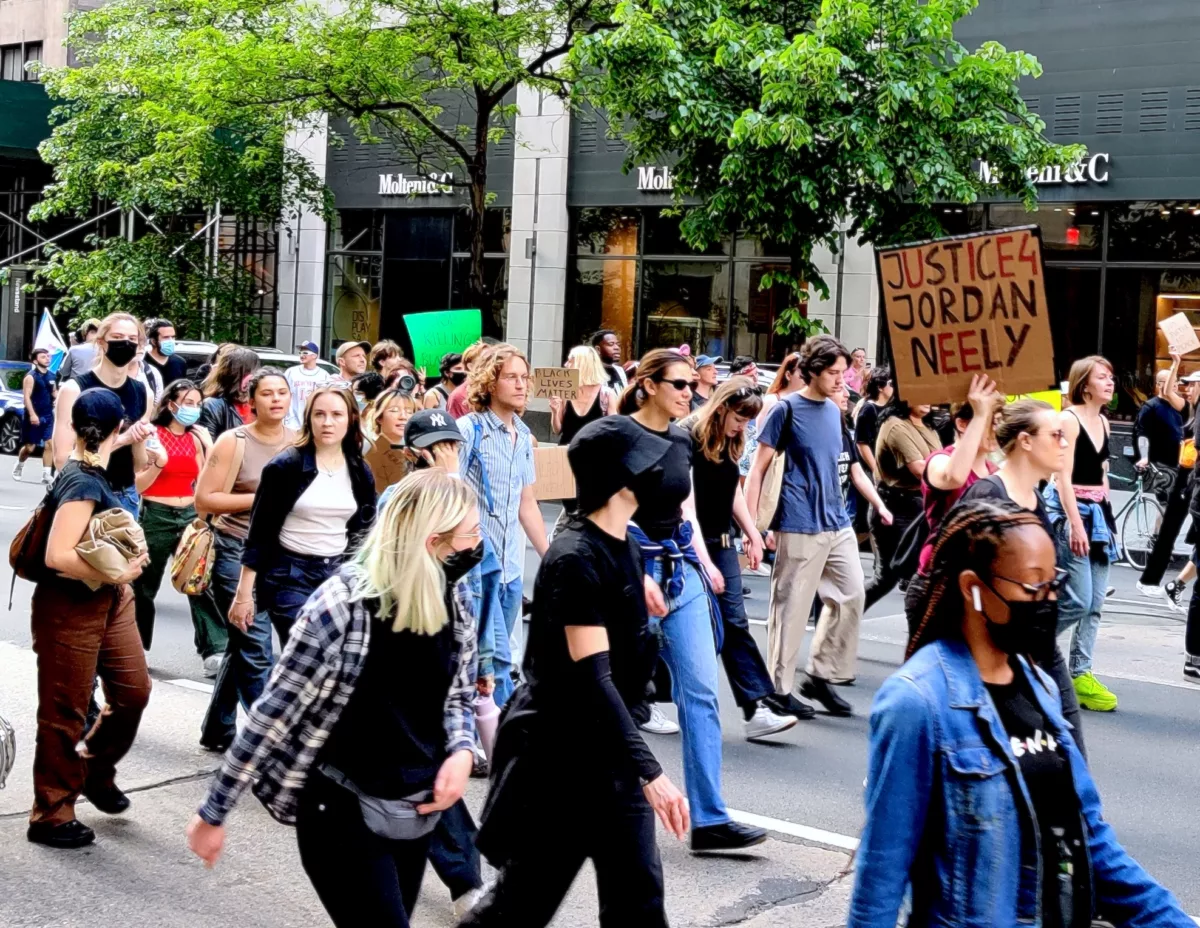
[83,783,130,815]
[690,821,767,852]
[27,820,96,849]
[799,675,852,716]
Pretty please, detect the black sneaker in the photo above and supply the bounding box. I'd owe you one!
[762,693,817,720]
[1165,581,1188,614]
[690,821,767,852]
[27,819,96,849]
[83,783,130,815]
[799,676,853,717]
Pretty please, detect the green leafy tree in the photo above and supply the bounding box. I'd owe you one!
[576,0,1085,332]
[37,0,610,329]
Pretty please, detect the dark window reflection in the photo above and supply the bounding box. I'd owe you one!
[574,208,639,256]
[641,261,729,355]
[568,257,638,361]
[1107,203,1200,263]
[451,257,508,339]
[453,208,511,254]
[990,203,1102,260]
[933,205,986,237]
[732,262,800,362]
[642,210,730,257]
[1045,265,1101,388]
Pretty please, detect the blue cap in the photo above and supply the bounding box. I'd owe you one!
[297,340,319,355]
[71,388,125,438]
[696,354,720,369]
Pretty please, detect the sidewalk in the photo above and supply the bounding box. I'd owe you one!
[0,641,854,928]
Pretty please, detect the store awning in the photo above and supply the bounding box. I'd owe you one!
[0,81,54,160]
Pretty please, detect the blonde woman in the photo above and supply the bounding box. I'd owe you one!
[548,345,617,536]
[365,387,422,493]
[188,470,481,928]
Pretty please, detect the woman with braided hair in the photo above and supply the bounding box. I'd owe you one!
[849,499,1190,928]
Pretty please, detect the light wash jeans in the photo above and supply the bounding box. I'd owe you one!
[113,485,140,518]
[1055,522,1108,677]
[648,556,729,829]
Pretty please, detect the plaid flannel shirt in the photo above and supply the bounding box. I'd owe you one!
[197,565,478,827]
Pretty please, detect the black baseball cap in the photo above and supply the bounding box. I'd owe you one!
[568,416,672,513]
[72,388,125,438]
[405,409,464,449]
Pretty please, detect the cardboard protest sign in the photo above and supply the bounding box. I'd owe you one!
[364,441,411,492]
[1158,312,1200,356]
[532,445,576,501]
[876,227,1055,406]
[402,309,482,375]
[532,367,581,400]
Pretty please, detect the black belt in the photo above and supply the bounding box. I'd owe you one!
[704,534,733,549]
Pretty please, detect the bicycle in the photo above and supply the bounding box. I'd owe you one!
[1109,463,1173,571]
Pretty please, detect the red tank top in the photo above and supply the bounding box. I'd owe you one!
[144,425,201,498]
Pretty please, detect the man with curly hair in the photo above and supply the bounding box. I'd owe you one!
[457,343,549,704]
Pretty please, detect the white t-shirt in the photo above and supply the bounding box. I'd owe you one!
[285,364,331,429]
[278,464,357,556]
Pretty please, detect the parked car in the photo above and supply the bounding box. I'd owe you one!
[172,341,339,380]
[0,361,29,455]
[714,361,778,392]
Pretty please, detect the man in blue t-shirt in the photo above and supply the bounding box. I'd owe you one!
[745,336,864,717]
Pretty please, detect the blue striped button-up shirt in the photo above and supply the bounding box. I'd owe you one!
[457,409,536,583]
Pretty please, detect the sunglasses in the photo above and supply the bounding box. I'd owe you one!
[991,568,1068,602]
[732,384,764,399]
[654,377,699,393]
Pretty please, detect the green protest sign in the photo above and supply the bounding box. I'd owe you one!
[402,309,482,375]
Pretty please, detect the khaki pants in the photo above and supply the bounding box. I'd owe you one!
[767,528,865,693]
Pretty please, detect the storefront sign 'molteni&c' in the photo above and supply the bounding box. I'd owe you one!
[875,226,1056,406]
[637,165,674,192]
[977,152,1110,186]
[378,171,455,196]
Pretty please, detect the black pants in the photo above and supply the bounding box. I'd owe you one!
[296,771,432,928]
[710,544,774,713]
[462,787,666,928]
[865,487,923,610]
[1139,466,1189,587]
[427,800,483,901]
[1185,547,1200,659]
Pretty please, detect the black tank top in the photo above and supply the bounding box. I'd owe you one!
[1068,409,1108,487]
[72,371,148,491]
[559,391,606,445]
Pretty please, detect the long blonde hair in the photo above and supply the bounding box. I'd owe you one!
[566,345,607,388]
[349,469,478,634]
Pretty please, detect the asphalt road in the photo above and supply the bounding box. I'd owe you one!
[1,471,1197,914]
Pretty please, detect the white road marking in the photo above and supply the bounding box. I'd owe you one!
[163,678,215,694]
[728,808,859,851]
[1095,670,1200,692]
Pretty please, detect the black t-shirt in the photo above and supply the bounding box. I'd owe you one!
[854,401,885,458]
[839,427,860,518]
[525,518,657,712]
[44,460,123,598]
[71,372,148,491]
[690,432,739,541]
[959,474,1054,538]
[1135,396,1183,468]
[145,352,188,387]
[320,595,457,799]
[630,420,693,541]
[985,662,1089,928]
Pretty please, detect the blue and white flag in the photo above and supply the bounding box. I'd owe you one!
[33,309,68,374]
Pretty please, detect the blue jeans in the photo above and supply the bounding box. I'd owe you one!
[648,556,728,829]
[200,531,274,746]
[1055,523,1108,677]
[256,549,342,644]
[492,577,524,707]
[113,485,140,518]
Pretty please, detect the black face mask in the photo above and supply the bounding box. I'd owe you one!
[449,370,468,386]
[982,586,1059,663]
[104,339,138,368]
[442,542,484,583]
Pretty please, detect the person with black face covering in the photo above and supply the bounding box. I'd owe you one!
[425,352,468,411]
[849,499,1191,928]
[462,415,689,928]
[188,470,482,928]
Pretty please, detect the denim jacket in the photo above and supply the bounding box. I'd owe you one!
[848,639,1190,928]
[1043,483,1119,562]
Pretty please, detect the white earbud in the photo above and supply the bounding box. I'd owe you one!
[971,586,983,612]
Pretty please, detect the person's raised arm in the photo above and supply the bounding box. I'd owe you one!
[1164,353,1186,413]
[925,375,998,491]
[548,396,565,434]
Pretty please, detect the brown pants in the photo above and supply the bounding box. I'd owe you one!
[30,583,152,825]
[767,528,865,693]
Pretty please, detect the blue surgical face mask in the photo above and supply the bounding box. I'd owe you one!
[159,338,176,356]
[356,396,368,411]
[173,404,201,427]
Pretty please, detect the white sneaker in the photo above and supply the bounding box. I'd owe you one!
[743,563,771,577]
[41,467,53,485]
[11,461,23,480]
[638,704,680,735]
[1136,582,1163,598]
[453,886,488,920]
[202,655,222,678]
[744,705,798,742]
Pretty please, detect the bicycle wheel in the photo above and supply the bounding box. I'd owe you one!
[1120,496,1164,571]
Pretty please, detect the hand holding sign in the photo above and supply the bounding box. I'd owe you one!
[533,367,580,400]
[1158,312,1200,357]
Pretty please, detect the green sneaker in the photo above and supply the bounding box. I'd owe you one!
[1073,671,1118,712]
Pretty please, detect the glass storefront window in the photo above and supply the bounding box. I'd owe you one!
[734,236,791,259]
[641,261,729,356]
[732,262,800,362]
[574,208,639,255]
[332,210,384,253]
[568,257,638,361]
[934,205,987,237]
[327,253,384,347]
[1107,202,1200,263]
[451,256,508,339]
[642,210,730,257]
[1042,262,1101,389]
[452,208,511,255]
[988,203,1102,260]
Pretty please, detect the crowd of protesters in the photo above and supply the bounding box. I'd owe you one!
[5,309,1195,928]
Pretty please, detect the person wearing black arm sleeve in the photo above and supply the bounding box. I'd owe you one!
[464,416,689,928]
